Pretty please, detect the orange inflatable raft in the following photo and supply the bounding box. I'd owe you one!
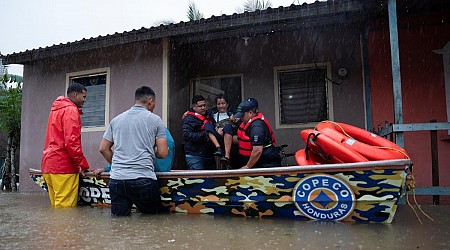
[296,121,409,166]
[300,129,368,164]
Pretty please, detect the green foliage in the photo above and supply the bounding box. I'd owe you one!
[0,74,21,190]
[243,0,272,12]
[0,74,22,142]
[187,1,204,21]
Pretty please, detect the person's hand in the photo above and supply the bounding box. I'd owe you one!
[181,111,189,119]
[240,165,251,170]
[92,168,105,179]
[216,127,224,136]
[79,167,88,177]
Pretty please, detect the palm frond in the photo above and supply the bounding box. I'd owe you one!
[187,1,204,21]
[243,0,273,12]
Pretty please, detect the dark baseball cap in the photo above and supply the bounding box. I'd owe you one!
[247,98,258,108]
[234,100,256,118]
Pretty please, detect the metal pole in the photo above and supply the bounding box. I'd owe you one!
[430,119,440,205]
[362,30,373,131]
[388,0,404,148]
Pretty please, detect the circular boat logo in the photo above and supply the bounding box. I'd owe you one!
[293,174,355,221]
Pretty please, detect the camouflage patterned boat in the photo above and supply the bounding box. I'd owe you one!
[29,159,410,223]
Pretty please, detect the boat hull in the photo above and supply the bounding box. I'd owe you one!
[30,159,409,223]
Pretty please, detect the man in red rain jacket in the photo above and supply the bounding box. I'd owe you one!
[42,83,90,208]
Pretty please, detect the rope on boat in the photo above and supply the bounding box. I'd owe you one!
[311,121,432,223]
[315,121,410,159]
[305,132,335,163]
[315,121,432,222]
[314,120,353,138]
[405,165,434,224]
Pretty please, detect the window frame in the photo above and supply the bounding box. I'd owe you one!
[66,67,110,132]
[189,74,244,110]
[273,62,334,129]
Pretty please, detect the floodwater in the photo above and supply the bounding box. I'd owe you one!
[0,192,449,250]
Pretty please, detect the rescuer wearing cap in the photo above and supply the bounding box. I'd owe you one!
[234,100,281,169]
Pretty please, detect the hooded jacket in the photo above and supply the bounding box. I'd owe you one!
[41,96,89,174]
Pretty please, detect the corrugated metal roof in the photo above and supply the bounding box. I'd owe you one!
[2,0,373,64]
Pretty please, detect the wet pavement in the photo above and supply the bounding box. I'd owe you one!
[0,192,449,249]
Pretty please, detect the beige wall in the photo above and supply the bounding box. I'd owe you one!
[20,42,163,191]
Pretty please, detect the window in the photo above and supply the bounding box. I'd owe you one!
[274,63,333,128]
[66,68,110,132]
[190,75,243,110]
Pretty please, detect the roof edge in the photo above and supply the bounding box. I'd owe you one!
[4,0,371,65]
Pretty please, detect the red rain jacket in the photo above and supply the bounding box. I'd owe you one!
[41,96,89,174]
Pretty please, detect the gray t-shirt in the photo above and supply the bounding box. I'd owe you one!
[103,105,166,180]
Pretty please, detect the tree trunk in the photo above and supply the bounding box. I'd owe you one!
[11,134,17,191]
[0,158,5,190]
[2,135,12,190]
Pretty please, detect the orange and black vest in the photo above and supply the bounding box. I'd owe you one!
[185,111,211,131]
[237,113,276,156]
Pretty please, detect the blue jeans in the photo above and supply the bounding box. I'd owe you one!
[185,155,216,170]
[109,178,161,216]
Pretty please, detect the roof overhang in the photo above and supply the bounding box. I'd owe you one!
[1,0,380,65]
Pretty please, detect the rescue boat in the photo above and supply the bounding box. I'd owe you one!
[29,158,410,223]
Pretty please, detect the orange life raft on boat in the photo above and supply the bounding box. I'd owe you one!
[315,121,407,153]
[300,129,369,163]
[296,121,409,165]
[295,149,320,165]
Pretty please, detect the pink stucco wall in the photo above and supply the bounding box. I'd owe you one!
[20,42,163,191]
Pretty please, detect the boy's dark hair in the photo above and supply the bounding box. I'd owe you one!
[215,94,229,104]
[192,95,205,104]
[135,86,156,102]
[67,83,87,95]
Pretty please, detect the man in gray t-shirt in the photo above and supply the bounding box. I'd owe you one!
[99,86,168,216]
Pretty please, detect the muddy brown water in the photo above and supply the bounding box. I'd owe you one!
[0,192,449,249]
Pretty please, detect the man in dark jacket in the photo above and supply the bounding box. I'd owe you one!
[182,95,216,170]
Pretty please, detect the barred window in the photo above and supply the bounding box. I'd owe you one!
[67,68,110,131]
[275,64,332,128]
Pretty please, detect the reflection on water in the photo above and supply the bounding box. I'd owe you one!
[0,192,449,249]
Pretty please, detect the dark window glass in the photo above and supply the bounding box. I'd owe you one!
[192,76,242,110]
[278,68,328,124]
[70,73,107,128]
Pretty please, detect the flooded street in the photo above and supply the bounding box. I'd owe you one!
[1,192,449,249]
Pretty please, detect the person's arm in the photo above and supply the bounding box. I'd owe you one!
[181,110,189,119]
[99,138,114,164]
[155,138,168,159]
[241,146,263,169]
[182,116,209,142]
[63,107,89,171]
[154,121,169,158]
